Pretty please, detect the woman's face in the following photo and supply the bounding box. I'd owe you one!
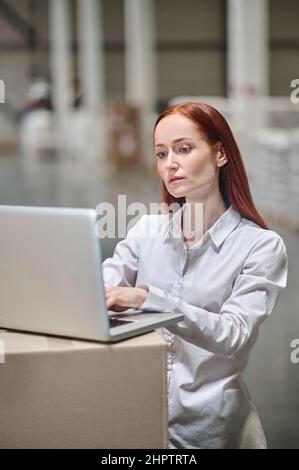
[154,113,227,202]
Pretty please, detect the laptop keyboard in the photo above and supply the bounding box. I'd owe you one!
[109,317,134,328]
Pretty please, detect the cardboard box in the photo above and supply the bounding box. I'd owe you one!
[0,330,168,449]
[106,104,141,170]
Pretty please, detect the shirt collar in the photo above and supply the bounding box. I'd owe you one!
[208,205,242,249]
[162,204,242,250]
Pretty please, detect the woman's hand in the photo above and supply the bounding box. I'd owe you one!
[105,285,149,312]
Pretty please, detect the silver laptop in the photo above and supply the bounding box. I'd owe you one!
[0,205,184,342]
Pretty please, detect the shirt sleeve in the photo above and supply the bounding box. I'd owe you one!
[138,231,288,357]
[101,215,145,287]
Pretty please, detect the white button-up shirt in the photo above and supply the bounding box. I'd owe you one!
[102,205,288,449]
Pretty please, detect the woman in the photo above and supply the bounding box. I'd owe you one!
[103,102,288,449]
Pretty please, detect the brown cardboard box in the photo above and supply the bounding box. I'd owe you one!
[106,104,141,170]
[0,329,168,449]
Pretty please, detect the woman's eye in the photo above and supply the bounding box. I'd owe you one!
[179,145,191,154]
[156,151,167,159]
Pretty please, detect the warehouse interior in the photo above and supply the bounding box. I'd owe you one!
[0,0,298,449]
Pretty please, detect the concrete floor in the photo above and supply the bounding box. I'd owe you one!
[0,155,298,449]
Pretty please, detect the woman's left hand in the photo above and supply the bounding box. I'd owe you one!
[105,285,149,312]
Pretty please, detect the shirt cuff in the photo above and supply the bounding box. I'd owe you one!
[136,283,166,312]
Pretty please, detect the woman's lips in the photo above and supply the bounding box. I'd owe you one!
[168,177,185,184]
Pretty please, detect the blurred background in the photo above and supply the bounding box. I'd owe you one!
[0,0,298,448]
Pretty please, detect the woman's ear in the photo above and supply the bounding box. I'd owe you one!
[216,145,228,167]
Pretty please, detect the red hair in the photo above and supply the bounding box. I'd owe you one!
[154,102,268,230]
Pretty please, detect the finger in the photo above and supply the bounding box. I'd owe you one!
[106,297,115,309]
[113,306,128,312]
[105,291,118,302]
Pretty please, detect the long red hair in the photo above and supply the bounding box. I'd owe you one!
[154,102,268,230]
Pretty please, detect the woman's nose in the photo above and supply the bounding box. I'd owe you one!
[164,152,179,170]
